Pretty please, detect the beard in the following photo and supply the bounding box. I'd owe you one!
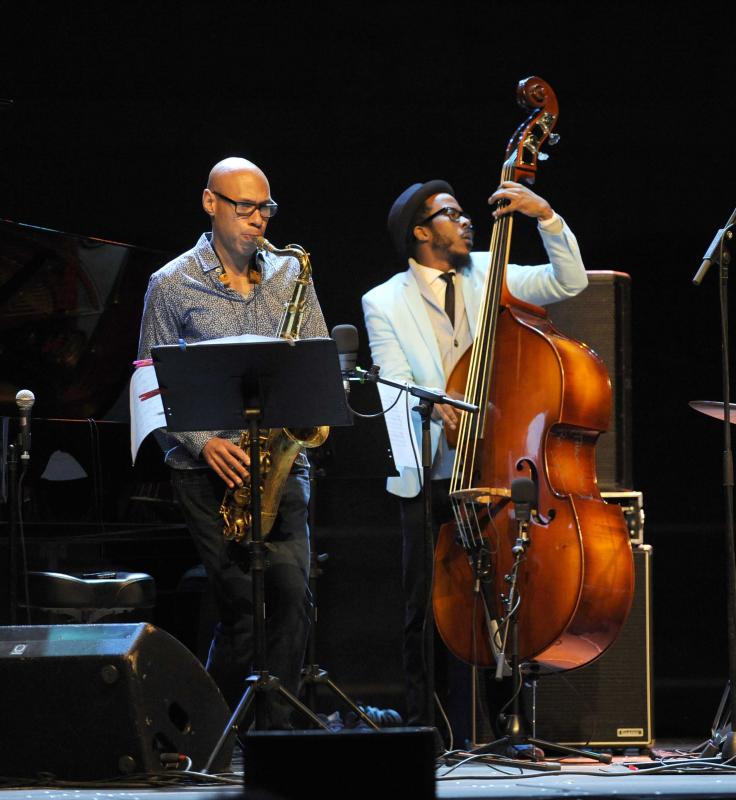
[430,231,472,270]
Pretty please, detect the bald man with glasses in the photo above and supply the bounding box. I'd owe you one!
[361,179,588,747]
[138,157,328,730]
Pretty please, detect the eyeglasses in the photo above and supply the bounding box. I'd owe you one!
[211,190,279,219]
[418,206,472,226]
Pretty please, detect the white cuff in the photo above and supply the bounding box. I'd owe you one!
[537,211,561,231]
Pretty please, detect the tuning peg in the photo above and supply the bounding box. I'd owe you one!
[548,133,560,146]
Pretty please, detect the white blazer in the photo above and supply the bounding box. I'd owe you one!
[362,219,588,498]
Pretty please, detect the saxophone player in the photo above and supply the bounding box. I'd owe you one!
[137,157,328,729]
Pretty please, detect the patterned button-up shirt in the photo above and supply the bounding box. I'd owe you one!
[137,232,328,468]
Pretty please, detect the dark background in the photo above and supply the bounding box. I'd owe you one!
[1,1,735,738]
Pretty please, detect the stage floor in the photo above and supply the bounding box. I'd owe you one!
[1,740,735,800]
[434,744,736,799]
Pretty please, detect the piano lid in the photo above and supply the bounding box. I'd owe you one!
[0,219,171,419]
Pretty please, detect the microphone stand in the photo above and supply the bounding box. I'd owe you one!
[7,389,35,624]
[203,414,329,772]
[692,211,736,758]
[466,479,610,765]
[6,443,19,624]
[350,366,478,730]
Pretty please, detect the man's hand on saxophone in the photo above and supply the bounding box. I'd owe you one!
[202,437,251,488]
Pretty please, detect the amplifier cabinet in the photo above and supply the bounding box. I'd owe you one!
[530,544,653,748]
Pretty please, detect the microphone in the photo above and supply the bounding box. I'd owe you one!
[15,389,35,462]
[511,476,536,553]
[511,477,536,522]
[331,324,359,393]
[693,207,736,286]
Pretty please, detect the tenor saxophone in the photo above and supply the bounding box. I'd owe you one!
[219,236,329,542]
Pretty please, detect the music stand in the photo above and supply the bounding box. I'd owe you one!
[151,336,353,767]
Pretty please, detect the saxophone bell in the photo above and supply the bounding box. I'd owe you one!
[284,426,330,448]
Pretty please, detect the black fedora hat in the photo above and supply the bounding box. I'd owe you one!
[387,179,455,256]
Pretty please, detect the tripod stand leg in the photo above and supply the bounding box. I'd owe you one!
[300,663,382,731]
[203,679,257,773]
[274,681,331,730]
[702,680,735,756]
[321,676,381,730]
[203,671,332,774]
[526,737,612,764]
[467,732,610,764]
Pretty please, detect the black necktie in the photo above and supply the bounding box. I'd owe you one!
[440,271,455,327]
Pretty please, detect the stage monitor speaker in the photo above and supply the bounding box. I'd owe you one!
[546,270,632,490]
[530,544,653,749]
[0,623,232,780]
[242,727,436,799]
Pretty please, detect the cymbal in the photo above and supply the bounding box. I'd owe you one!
[689,400,736,424]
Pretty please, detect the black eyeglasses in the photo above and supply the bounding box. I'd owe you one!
[211,190,279,219]
[418,206,472,226]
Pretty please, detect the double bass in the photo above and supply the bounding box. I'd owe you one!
[432,77,634,673]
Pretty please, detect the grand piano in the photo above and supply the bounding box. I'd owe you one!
[0,218,209,651]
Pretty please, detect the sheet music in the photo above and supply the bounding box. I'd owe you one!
[377,382,421,469]
[129,365,166,463]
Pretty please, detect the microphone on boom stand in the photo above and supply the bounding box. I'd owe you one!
[8,388,35,623]
[331,324,359,395]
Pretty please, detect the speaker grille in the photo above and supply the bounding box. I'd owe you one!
[530,545,653,747]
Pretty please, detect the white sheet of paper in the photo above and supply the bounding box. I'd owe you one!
[127,335,295,464]
[377,382,421,469]
[129,365,167,464]
[186,333,284,347]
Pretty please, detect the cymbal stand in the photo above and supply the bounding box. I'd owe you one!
[693,211,736,758]
[299,462,379,730]
[203,414,329,772]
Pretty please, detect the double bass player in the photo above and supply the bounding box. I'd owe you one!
[361,178,588,741]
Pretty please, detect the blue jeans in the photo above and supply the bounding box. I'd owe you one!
[171,464,311,727]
